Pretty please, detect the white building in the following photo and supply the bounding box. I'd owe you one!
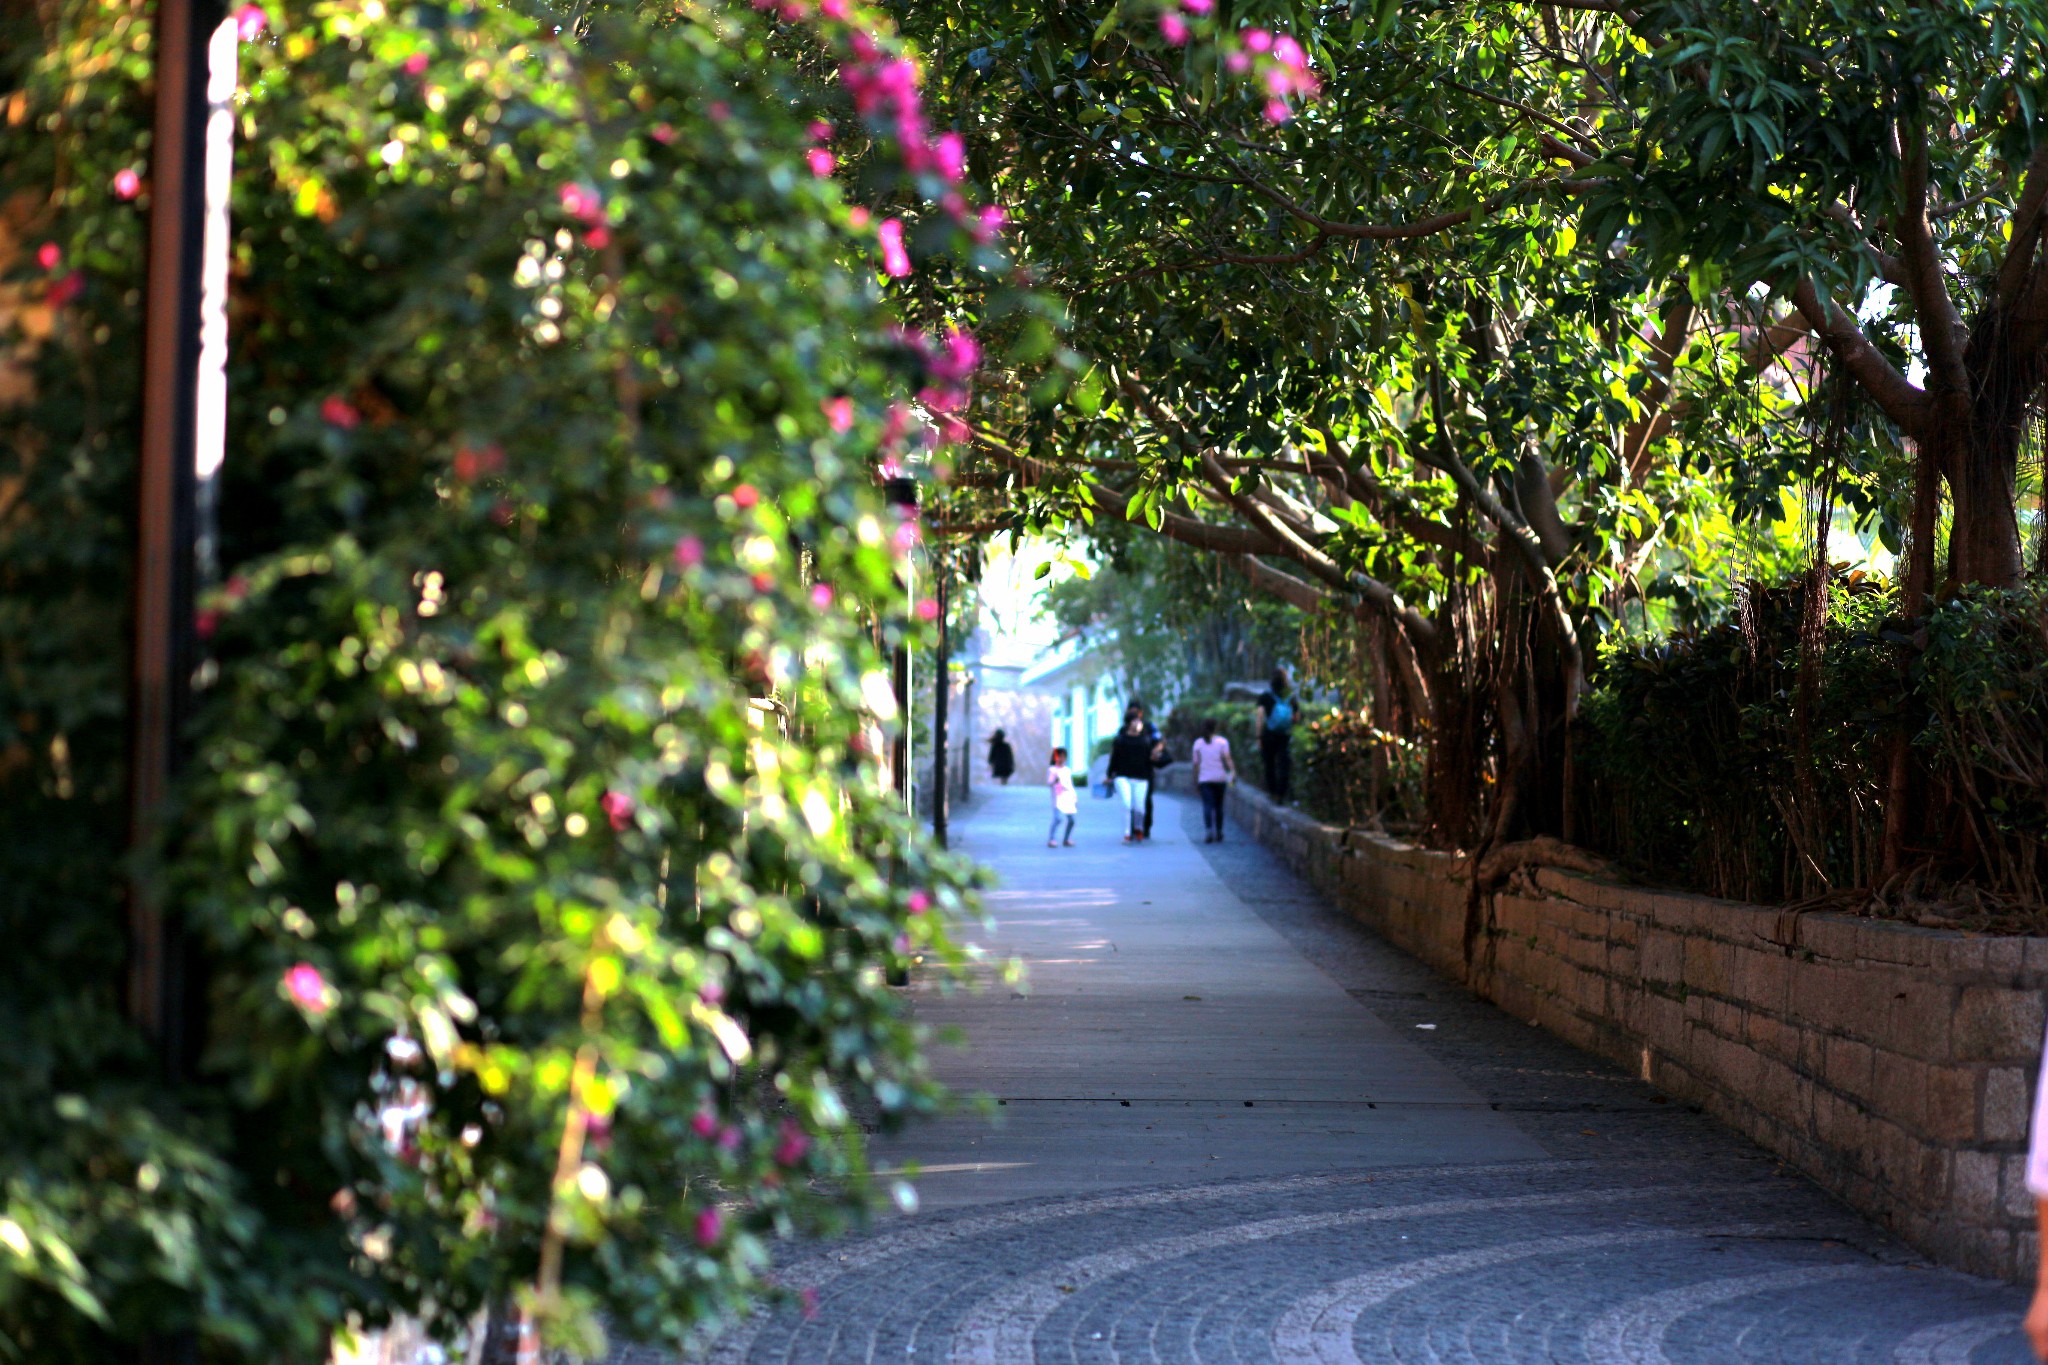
[1020,632,1140,779]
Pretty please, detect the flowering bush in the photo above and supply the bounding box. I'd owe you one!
[0,0,1022,1358]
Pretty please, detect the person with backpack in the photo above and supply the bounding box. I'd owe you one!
[987,729,1016,785]
[1256,667,1296,803]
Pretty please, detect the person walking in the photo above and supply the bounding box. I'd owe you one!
[1190,718,1235,843]
[1132,702,1168,838]
[1256,667,1296,803]
[1046,746,1078,847]
[1106,710,1156,843]
[987,729,1016,785]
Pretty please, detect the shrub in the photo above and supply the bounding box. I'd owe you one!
[1914,584,2048,902]
[0,1,996,1358]
[1576,574,1896,903]
[1295,709,1425,832]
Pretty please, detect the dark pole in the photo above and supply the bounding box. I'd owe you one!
[130,0,231,1358]
[931,559,950,848]
[883,476,918,813]
[132,0,230,1067]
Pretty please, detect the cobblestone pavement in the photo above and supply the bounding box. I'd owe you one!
[665,788,2030,1364]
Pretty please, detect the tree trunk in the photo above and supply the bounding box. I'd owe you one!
[1945,421,2025,589]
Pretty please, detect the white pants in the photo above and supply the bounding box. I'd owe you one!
[1114,776,1149,832]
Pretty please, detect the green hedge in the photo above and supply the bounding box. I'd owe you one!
[1580,578,2048,910]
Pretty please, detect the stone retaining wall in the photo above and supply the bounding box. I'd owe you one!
[1224,782,2048,1283]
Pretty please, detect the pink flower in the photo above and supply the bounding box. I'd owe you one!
[1272,34,1308,71]
[811,583,834,608]
[46,271,84,308]
[403,51,429,76]
[284,962,331,1014]
[847,206,871,229]
[584,225,611,250]
[1181,0,1212,11]
[930,327,981,383]
[651,122,677,144]
[112,168,141,200]
[1243,27,1273,52]
[673,535,704,568]
[731,483,760,509]
[933,132,967,183]
[1159,11,1189,43]
[195,607,221,640]
[694,1206,724,1248]
[1264,98,1293,124]
[973,205,1007,243]
[819,0,846,15]
[915,597,940,622]
[234,4,267,39]
[707,100,732,123]
[892,519,921,552]
[690,1110,719,1139]
[774,1120,811,1166]
[822,396,855,432]
[807,120,834,142]
[807,147,837,178]
[559,182,604,226]
[908,890,931,915]
[320,396,360,429]
[699,981,725,1006]
[877,218,911,277]
[36,242,61,271]
[601,789,635,832]
[1225,50,1251,73]
[716,1124,742,1151]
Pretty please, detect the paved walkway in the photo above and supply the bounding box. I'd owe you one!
[689,786,2030,1364]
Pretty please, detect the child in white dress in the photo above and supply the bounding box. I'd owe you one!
[1047,747,1078,847]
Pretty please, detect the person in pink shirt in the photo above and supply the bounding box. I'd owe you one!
[1190,718,1236,843]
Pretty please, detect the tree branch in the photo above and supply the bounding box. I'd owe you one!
[966,429,1285,557]
[1622,294,1694,485]
[1998,141,2048,308]
[1896,115,1970,402]
[1788,275,1931,439]
[1243,170,1602,243]
[1823,202,1909,290]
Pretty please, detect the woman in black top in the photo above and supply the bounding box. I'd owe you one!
[987,729,1015,784]
[1106,711,1156,843]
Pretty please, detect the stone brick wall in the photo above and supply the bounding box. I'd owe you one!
[1224,782,2048,1283]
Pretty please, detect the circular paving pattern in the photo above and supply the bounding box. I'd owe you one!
[637,1159,2029,1365]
